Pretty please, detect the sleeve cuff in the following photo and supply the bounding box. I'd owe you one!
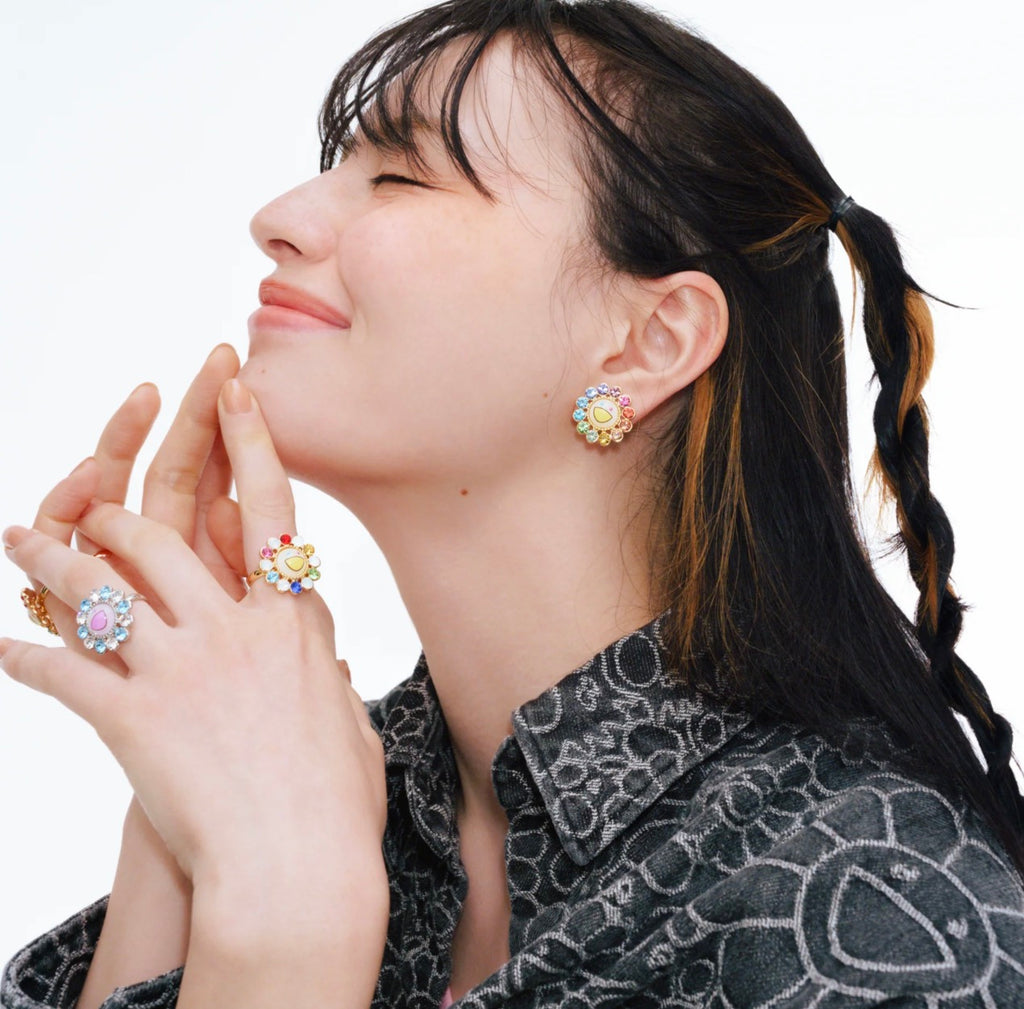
[1,896,183,1009]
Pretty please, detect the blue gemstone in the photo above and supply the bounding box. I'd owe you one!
[572,408,586,422]
[267,571,280,583]
[80,600,90,611]
[116,600,130,613]
[77,626,88,639]
[99,586,112,600]
[597,383,610,394]
[115,627,128,641]
[585,387,598,398]
[290,581,302,594]
[575,396,588,409]
[94,640,107,654]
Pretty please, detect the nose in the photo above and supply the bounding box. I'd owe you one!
[249,172,340,264]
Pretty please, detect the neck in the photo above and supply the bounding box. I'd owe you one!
[338,453,657,822]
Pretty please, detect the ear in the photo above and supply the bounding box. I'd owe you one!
[602,271,728,421]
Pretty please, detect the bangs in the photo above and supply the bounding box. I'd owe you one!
[317,1,610,198]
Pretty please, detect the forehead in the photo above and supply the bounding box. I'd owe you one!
[369,34,583,199]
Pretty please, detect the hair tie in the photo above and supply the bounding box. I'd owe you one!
[827,195,855,232]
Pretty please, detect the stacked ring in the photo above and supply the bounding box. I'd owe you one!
[76,586,144,654]
[247,534,321,594]
[19,551,115,639]
[21,586,60,636]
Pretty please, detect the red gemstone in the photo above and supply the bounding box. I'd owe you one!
[622,407,635,419]
[280,534,292,544]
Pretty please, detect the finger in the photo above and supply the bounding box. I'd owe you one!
[27,457,102,594]
[142,344,239,541]
[194,432,245,598]
[216,379,300,593]
[206,495,246,584]
[73,504,223,617]
[2,526,162,657]
[0,637,125,737]
[76,383,161,557]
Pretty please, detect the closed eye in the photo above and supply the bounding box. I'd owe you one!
[369,173,431,189]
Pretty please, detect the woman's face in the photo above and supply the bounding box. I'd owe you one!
[240,36,601,498]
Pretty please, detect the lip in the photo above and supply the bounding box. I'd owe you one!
[255,279,350,329]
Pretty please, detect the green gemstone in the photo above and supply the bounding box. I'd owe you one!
[309,568,321,580]
[576,421,590,433]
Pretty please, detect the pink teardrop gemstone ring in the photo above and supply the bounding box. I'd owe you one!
[89,606,112,633]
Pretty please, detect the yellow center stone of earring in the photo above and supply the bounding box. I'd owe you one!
[587,398,620,430]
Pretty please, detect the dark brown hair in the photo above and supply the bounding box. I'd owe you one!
[318,0,1024,870]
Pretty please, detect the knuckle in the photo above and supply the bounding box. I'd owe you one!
[250,495,295,522]
[144,463,200,498]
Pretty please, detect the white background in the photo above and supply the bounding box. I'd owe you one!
[1,0,1021,955]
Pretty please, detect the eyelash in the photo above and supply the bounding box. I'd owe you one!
[369,173,430,189]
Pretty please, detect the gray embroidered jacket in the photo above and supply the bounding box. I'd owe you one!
[4,615,1024,1008]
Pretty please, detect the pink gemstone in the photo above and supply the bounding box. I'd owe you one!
[618,395,630,406]
[261,547,274,558]
[89,609,109,633]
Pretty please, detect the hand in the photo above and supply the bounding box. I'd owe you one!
[23,344,245,664]
[1,379,387,895]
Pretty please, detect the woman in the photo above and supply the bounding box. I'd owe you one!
[3,0,1023,1007]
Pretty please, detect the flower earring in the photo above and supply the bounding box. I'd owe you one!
[572,384,636,446]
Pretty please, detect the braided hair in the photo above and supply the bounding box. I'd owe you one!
[833,201,1024,831]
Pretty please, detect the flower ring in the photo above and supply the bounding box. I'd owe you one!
[76,585,144,654]
[247,534,321,595]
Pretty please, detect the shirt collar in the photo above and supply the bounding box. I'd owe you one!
[377,612,751,866]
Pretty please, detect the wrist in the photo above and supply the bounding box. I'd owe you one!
[191,844,389,955]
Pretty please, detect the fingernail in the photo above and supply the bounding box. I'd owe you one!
[206,343,233,362]
[222,378,252,414]
[69,456,94,477]
[2,526,29,550]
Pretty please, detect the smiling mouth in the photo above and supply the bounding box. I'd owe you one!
[256,279,351,328]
